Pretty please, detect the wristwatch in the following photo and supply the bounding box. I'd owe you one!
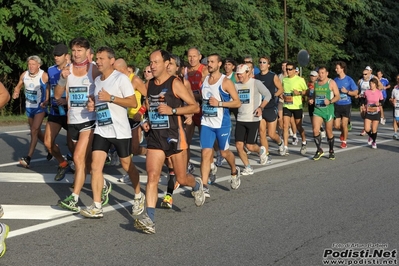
[172,108,177,115]
[110,95,115,103]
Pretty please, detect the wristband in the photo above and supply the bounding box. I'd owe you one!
[218,101,223,107]
[58,77,67,87]
[138,106,147,115]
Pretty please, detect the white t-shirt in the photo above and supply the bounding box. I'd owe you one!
[94,70,135,139]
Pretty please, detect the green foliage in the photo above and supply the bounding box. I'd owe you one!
[1,0,399,114]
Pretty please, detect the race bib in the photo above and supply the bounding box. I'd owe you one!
[148,105,170,129]
[315,95,326,107]
[238,89,250,104]
[202,99,217,117]
[340,93,348,101]
[25,90,38,104]
[367,104,378,115]
[284,93,293,105]
[95,103,113,126]
[69,87,88,107]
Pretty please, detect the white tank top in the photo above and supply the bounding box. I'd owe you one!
[23,69,45,109]
[67,64,96,124]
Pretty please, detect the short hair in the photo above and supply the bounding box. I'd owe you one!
[96,46,115,59]
[335,61,347,73]
[259,55,271,64]
[318,65,328,72]
[224,57,237,67]
[244,56,253,62]
[208,53,222,63]
[27,55,42,65]
[170,54,182,67]
[69,37,90,50]
[281,60,289,64]
[245,61,254,70]
[187,47,201,55]
[286,61,296,69]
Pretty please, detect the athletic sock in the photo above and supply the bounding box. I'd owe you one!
[72,193,79,201]
[328,137,334,153]
[314,134,322,150]
[134,193,142,199]
[94,201,102,209]
[371,132,377,142]
[146,207,155,222]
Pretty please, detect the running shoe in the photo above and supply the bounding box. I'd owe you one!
[347,123,352,131]
[101,180,112,206]
[19,157,30,168]
[0,223,10,258]
[161,194,173,209]
[329,152,335,160]
[281,146,289,156]
[215,155,226,167]
[132,193,145,216]
[368,137,373,145]
[393,133,399,140]
[174,180,180,190]
[360,129,366,136]
[58,195,80,212]
[192,177,205,207]
[203,186,210,198]
[242,166,254,175]
[134,213,155,234]
[313,150,324,161]
[372,142,377,149]
[66,153,75,172]
[54,163,71,181]
[259,146,267,165]
[339,133,344,142]
[80,204,103,218]
[266,154,272,164]
[230,166,241,190]
[278,140,285,155]
[320,130,326,139]
[340,142,347,149]
[292,137,298,145]
[209,163,218,184]
[380,117,386,125]
[117,173,131,183]
[187,163,195,174]
[0,205,3,218]
[300,144,307,155]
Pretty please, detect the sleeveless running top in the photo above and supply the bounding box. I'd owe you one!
[67,64,96,124]
[23,69,46,109]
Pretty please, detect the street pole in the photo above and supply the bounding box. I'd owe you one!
[284,0,288,60]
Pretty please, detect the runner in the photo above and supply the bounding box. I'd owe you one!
[200,53,241,198]
[310,66,340,160]
[363,77,383,149]
[12,55,49,168]
[80,46,142,218]
[134,50,204,234]
[333,61,358,148]
[44,44,74,180]
[255,56,284,161]
[235,64,271,175]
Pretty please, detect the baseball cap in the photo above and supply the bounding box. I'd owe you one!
[53,44,68,56]
[310,71,318,77]
[236,64,250,74]
[365,66,372,71]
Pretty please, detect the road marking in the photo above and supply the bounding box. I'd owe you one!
[3,138,395,239]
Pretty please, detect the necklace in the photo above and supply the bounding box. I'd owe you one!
[29,71,39,78]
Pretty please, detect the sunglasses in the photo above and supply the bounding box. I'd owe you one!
[286,68,294,71]
[244,61,252,63]
[259,61,268,64]
[145,70,152,73]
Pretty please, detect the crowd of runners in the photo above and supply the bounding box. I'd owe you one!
[1,37,399,255]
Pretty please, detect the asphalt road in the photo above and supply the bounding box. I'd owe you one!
[0,112,398,266]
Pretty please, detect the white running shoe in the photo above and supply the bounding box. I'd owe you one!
[230,166,241,189]
[117,174,131,183]
[259,146,267,165]
[241,166,254,175]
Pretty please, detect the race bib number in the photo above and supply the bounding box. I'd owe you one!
[69,87,88,107]
[202,99,217,117]
[25,90,38,104]
[395,102,399,108]
[238,89,250,104]
[367,104,378,115]
[340,93,348,101]
[148,106,170,129]
[283,93,293,105]
[95,103,113,126]
[315,95,326,107]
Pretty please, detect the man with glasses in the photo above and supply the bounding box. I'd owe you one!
[255,56,284,162]
[281,62,308,156]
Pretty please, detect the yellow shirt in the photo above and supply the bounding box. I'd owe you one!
[127,73,142,118]
[282,75,307,109]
